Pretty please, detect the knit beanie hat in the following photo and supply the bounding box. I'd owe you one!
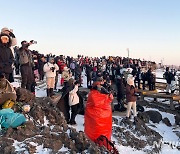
[1,27,10,33]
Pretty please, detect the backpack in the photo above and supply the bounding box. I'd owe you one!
[95,135,119,154]
[2,100,15,109]
[0,109,26,129]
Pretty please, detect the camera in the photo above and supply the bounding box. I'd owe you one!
[30,40,37,44]
[50,67,55,72]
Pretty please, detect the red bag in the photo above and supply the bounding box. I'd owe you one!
[84,90,112,141]
[60,78,64,86]
[95,135,119,154]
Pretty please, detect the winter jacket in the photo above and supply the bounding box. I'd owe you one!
[19,48,34,67]
[43,62,59,78]
[163,71,173,84]
[126,84,137,103]
[116,77,125,101]
[69,85,79,106]
[85,89,113,141]
[0,79,17,104]
[0,34,14,74]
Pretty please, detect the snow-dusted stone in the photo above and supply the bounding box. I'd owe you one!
[162,117,172,126]
[137,112,150,123]
[16,88,35,102]
[145,110,162,123]
[175,115,180,126]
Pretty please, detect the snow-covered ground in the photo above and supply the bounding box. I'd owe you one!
[10,69,180,154]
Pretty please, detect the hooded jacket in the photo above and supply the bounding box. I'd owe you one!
[0,34,14,74]
[43,62,59,78]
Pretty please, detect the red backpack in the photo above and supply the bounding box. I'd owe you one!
[95,135,119,154]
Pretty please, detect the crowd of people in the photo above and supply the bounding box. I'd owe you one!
[0,26,178,145]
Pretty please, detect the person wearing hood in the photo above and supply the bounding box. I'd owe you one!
[19,40,35,92]
[1,27,17,49]
[0,72,16,105]
[0,33,14,81]
[84,77,114,141]
[1,27,17,82]
[126,75,137,119]
[43,57,59,97]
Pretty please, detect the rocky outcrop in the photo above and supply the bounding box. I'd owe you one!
[0,88,106,154]
[113,117,162,153]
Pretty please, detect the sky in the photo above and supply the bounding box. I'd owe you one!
[1,0,180,65]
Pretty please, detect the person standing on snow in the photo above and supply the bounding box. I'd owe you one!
[1,27,17,82]
[68,80,80,125]
[163,67,174,94]
[43,57,59,97]
[125,75,137,120]
[19,41,35,92]
[0,33,14,81]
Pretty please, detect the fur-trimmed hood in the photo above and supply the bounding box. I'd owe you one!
[0,33,12,48]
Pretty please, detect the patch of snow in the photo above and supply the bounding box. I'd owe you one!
[44,116,49,126]
[58,145,69,152]
[36,144,52,154]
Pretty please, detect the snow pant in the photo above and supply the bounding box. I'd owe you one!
[46,77,55,97]
[142,80,146,90]
[20,65,34,91]
[70,103,79,123]
[126,101,137,118]
[46,77,55,89]
[38,70,44,81]
[166,83,171,93]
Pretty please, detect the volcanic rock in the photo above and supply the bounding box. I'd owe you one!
[145,110,162,123]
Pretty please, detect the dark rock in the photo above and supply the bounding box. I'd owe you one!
[137,112,150,123]
[4,127,14,137]
[114,116,162,153]
[145,110,162,123]
[16,88,35,102]
[162,117,172,127]
[113,117,119,125]
[175,115,180,126]
[3,144,15,154]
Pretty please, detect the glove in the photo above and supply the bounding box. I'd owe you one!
[130,85,135,89]
[9,32,15,38]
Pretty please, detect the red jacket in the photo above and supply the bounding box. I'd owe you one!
[84,89,112,141]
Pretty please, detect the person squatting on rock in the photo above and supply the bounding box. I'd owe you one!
[0,72,17,105]
[43,57,59,97]
[68,80,80,125]
[163,67,176,94]
[0,33,14,81]
[126,75,137,120]
[19,41,35,92]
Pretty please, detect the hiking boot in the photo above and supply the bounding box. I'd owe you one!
[46,89,50,97]
[50,88,56,97]
[133,116,139,125]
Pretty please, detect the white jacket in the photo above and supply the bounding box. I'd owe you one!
[69,85,79,106]
[43,62,59,78]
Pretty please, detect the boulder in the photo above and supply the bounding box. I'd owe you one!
[137,112,150,123]
[145,110,162,123]
[162,117,172,127]
[175,115,180,126]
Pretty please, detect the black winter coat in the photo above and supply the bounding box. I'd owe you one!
[0,34,14,74]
